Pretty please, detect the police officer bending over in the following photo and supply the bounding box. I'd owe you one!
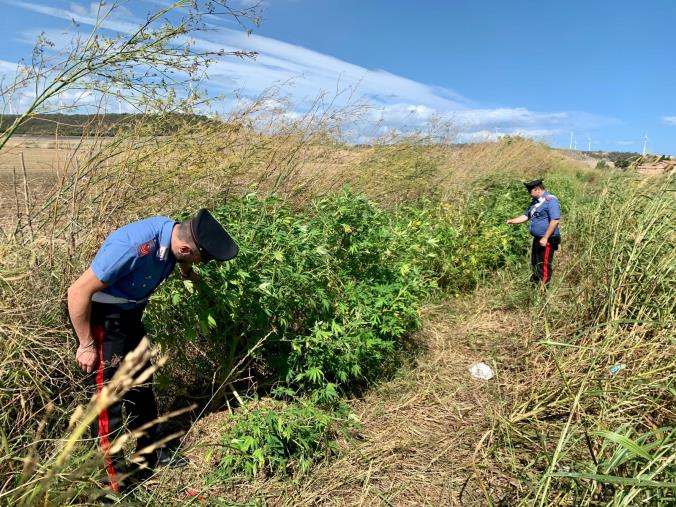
[506,179,561,287]
[67,209,238,493]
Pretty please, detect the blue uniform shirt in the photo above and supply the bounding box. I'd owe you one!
[524,191,561,238]
[90,217,177,309]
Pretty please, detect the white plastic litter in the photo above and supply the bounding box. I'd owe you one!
[469,362,494,380]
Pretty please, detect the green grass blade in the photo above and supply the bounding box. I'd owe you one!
[595,430,654,462]
[550,472,674,488]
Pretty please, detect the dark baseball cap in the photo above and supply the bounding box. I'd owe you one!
[524,179,544,191]
[189,209,239,262]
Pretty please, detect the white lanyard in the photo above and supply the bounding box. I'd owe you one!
[530,196,546,218]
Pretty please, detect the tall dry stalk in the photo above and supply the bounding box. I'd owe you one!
[1,339,164,504]
[486,174,675,506]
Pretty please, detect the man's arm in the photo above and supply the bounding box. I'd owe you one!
[67,268,108,373]
[539,219,560,246]
[506,214,529,225]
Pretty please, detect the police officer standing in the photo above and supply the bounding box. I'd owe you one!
[67,209,238,493]
[506,179,561,287]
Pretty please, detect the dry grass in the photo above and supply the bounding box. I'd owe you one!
[147,285,531,506]
[0,136,111,223]
[486,176,675,505]
[0,120,585,228]
[0,106,603,505]
[139,172,675,506]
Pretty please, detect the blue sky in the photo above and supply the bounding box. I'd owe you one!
[0,0,674,153]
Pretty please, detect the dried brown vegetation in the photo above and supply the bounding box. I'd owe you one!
[143,287,530,506]
[3,99,671,506]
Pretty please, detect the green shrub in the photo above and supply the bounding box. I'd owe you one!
[147,186,529,406]
[146,184,532,481]
[216,399,350,477]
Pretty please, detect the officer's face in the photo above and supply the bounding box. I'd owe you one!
[529,186,544,198]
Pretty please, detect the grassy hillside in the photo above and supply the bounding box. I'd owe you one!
[0,113,215,137]
[0,116,672,505]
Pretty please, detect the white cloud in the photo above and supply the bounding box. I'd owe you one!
[460,130,503,143]
[191,29,617,138]
[0,59,22,75]
[3,2,473,112]
[662,116,676,126]
[454,108,566,127]
[460,128,561,144]
[200,29,473,113]
[8,0,141,33]
[5,0,619,143]
[70,2,132,19]
[616,140,635,146]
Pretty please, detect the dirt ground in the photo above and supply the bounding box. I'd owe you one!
[147,289,529,506]
[0,137,79,225]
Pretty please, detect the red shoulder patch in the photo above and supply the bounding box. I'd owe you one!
[138,240,156,257]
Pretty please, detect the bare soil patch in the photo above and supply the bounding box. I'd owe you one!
[0,137,86,225]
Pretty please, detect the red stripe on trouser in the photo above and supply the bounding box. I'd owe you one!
[543,243,551,283]
[94,324,120,493]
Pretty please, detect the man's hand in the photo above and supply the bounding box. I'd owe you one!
[76,341,98,373]
[179,264,200,283]
[541,219,560,247]
[186,269,199,283]
[506,215,528,225]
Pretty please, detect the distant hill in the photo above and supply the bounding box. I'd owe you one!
[0,113,215,137]
[580,150,642,168]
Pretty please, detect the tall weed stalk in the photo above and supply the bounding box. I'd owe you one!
[494,174,675,506]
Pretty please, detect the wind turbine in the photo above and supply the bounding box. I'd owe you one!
[642,133,649,156]
[587,136,592,151]
[569,131,574,150]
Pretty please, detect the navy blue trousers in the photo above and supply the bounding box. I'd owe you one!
[86,302,159,492]
[531,236,560,286]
